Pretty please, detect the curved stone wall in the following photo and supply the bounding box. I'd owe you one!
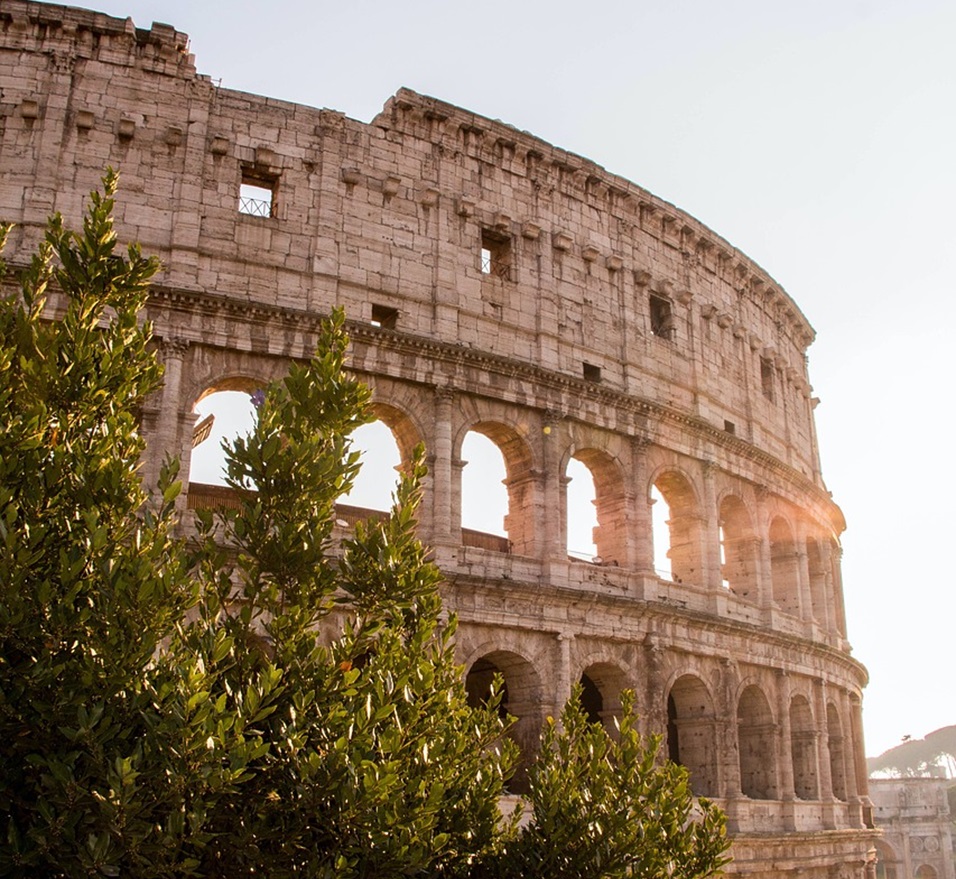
[0,3,877,875]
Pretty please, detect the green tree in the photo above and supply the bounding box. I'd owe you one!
[490,689,730,878]
[0,175,729,878]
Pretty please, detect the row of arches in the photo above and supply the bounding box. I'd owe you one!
[462,645,865,811]
[184,382,846,636]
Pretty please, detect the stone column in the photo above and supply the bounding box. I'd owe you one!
[540,411,564,562]
[555,631,575,721]
[630,437,655,573]
[430,388,455,543]
[700,460,722,590]
[719,658,743,800]
[754,486,774,610]
[813,678,837,829]
[643,635,667,736]
[818,539,835,634]
[149,338,194,499]
[776,670,796,802]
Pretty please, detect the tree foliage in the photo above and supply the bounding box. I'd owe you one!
[0,174,729,878]
[867,726,956,779]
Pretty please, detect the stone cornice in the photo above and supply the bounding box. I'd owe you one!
[143,284,843,533]
[444,568,868,688]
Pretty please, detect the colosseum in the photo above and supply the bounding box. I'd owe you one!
[0,2,880,876]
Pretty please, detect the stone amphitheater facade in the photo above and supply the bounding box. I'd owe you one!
[0,3,879,875]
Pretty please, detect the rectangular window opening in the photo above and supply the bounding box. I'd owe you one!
[239,171,277,218]
[370,303,398,329]
[480,229,512,280]
[650,294,674,339]
[583,362,602,383]
[724,420,736,435]
[760,357,775,401]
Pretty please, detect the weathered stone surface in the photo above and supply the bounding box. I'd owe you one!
[870,779,955,879]
[0,2,878,874]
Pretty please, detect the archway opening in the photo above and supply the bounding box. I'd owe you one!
[827,702,848,801]
[770,516,800,615]
[190,388,258,487]
[461,430,509,551]
[338,420,402,515]
[461,424,536,555]
[651,485,671,578]
[789,695,818,799]
[806,537,828,626]
[566,457,598,562]
[579,674,603,725]
[652,472,701,586]
[577,663,624,734]
[719,496,757,598]
[465,650,541,793]
[668,674,718,797]
[737,685,777,799]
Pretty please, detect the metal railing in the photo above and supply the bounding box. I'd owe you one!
[239,195,273,218]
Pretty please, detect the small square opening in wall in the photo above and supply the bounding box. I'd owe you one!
[649,294,674,339]
[724,420,736,435]
[370,304,398,329]
[760,357,775,401]
[239,170,277,218]
[480,229,512,280]
[583,362,602,383]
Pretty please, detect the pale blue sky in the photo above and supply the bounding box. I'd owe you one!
[87,0,955,757]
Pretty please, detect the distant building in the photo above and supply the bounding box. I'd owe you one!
[870,778,955,879]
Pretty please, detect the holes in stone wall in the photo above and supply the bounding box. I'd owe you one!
[649,293,674,339]
[239,169,277,218]
[370,303,398,329]
[582,362,601,383]
[480,229,512,280]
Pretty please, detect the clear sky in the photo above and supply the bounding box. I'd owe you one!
[83,0,955,758]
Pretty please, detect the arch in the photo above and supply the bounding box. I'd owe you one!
[789,694,818,799]
[578,661,626,733]
[770,516,801,615]
[667,674,718,797]
[368,400,425,467]
[651,468,703,586]
[737,684,778,799]
[805,536,829,627]
[186,376,267,506]
[718,494,758,598]
[826,701,848,801]
[459,421,537,556]
[567,447,628,566]
[873,841,899,879]
[465,649,542,793]
[916,867,938,879]
[339,420,403,514]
